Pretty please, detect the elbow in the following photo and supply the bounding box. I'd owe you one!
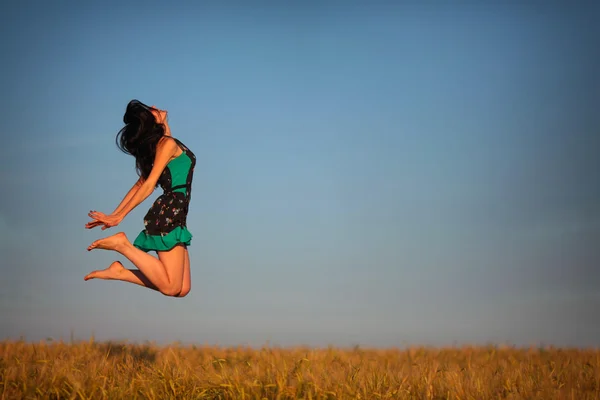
[140,183,156,198]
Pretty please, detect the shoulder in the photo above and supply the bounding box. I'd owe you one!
[156,136,179,154]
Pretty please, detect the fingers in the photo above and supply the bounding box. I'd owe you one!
[86,219,111,228]
[85,221,100,229]
[88,211,106,220]
[85,219,106,229]
[85,210,110,230]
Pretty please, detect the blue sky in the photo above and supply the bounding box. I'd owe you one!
[1,1,599,348]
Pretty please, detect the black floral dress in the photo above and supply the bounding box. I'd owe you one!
[133,137,196,252]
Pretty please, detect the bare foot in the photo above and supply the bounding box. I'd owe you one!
[84,261,125,281]
[87,232,128,252]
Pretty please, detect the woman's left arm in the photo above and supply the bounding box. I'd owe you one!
[88,138,178,227]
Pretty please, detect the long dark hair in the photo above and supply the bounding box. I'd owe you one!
[116,99,166,181]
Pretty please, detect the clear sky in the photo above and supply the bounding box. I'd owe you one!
[1,1,598,348]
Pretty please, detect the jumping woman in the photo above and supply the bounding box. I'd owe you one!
[84,100,196,297]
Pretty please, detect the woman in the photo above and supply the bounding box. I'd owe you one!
[84,100,196,297]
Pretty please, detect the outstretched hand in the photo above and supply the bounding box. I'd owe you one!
[85,219,109,230]
[86,211,123,230]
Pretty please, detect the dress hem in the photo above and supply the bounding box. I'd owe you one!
[132,226,193,253]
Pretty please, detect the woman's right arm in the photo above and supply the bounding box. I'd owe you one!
[85,177,148,230]
[111,177,146,215]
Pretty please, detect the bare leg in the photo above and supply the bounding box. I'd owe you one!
[84,255,191,296]
[84,261,159,291]
[157,245,186,295]
[176,248,191,297]
[87,232,185,296]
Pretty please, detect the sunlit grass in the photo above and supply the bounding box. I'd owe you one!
[1,339,598,399]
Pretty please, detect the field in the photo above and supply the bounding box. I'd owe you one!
[1,339,598,399]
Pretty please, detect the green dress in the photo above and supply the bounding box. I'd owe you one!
[133,137,196,252]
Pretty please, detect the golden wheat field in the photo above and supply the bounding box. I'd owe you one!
[0,339,598,399]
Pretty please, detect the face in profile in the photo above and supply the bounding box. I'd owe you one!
[150,106,168,125]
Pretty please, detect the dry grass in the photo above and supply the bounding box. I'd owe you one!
[0,339,598,399]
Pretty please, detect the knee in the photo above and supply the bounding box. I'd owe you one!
[161,285,190,298]
[177,286,191,298]
[161,285,182,297]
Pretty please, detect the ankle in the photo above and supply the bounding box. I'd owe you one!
[114,232,130,252]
